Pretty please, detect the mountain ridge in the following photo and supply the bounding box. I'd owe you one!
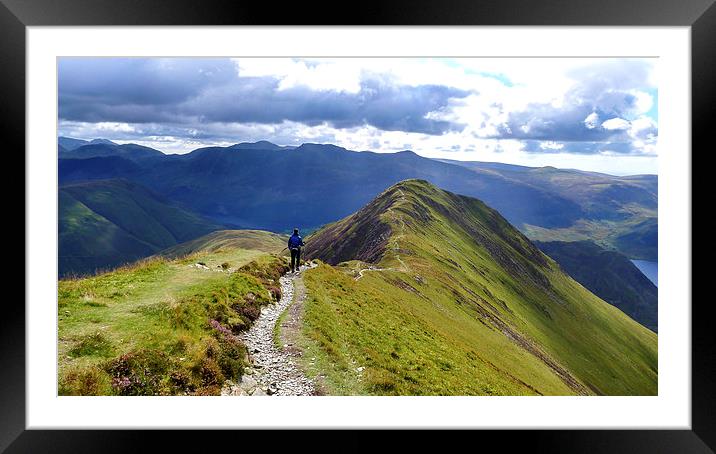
[302,179,657,395]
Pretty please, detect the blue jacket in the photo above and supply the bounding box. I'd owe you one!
[288,233,304,249]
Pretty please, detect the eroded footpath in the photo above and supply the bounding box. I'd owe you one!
[222,263,316,396]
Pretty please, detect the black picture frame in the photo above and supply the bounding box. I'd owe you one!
[4,0,712,450]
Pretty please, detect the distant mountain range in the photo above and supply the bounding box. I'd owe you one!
[58,136,117,151]
[304,180,657,395]
[59,141,165,161]
[58,138,657,262]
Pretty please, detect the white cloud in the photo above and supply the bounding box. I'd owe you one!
[629,90,654,115]
[541,141,565,150]
[629,116,658,137]
[234,58,362,93]
[93,122,136,132]
[584,112,600,129]
[601,117,631,130]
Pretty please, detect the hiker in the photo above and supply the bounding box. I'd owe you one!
[288,228,305,273]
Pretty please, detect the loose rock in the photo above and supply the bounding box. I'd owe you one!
[222,263,317,396]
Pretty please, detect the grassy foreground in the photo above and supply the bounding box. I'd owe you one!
[299,263,571,396]
[58,232,288,395]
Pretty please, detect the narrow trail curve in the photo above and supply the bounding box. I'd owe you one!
[222,263,317,396]
[355,265,390,280]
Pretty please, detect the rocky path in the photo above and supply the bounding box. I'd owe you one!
[222,263,316,396]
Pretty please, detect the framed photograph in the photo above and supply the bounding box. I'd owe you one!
[6,0,712,450]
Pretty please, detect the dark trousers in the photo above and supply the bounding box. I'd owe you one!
[290,248,301,271]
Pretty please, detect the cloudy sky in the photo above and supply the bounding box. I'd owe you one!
[58,57,658,175]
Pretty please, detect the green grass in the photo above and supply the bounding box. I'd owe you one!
[68,332,115,358]
[59,191,156,276]
[300,264,569,396]
[58,244,289,395]
[159,229,286,259]
[302,179,657,396]
[273,305,290,349]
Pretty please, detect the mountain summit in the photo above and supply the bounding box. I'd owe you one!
[304,179,657,395]
[229,140,294,151]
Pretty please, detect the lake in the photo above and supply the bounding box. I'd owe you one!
[631,260,658,287]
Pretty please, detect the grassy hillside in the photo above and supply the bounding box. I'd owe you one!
[535,241,658,332]
[59,191,156,276]
[613,217,658,260]
[58,236,289,395]
[303,179,657,396]
[159,230,286,259]
[59,179,224,276]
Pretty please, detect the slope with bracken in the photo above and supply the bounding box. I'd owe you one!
[58,229,288,396]
[304,179,657,396]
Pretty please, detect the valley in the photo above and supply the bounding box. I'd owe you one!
[534,240,658,332]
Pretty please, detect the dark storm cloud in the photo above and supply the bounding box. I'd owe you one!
[189,77,466,134]
[492,59,657,150]
[59,58,237,106]
[58,58,469,135]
